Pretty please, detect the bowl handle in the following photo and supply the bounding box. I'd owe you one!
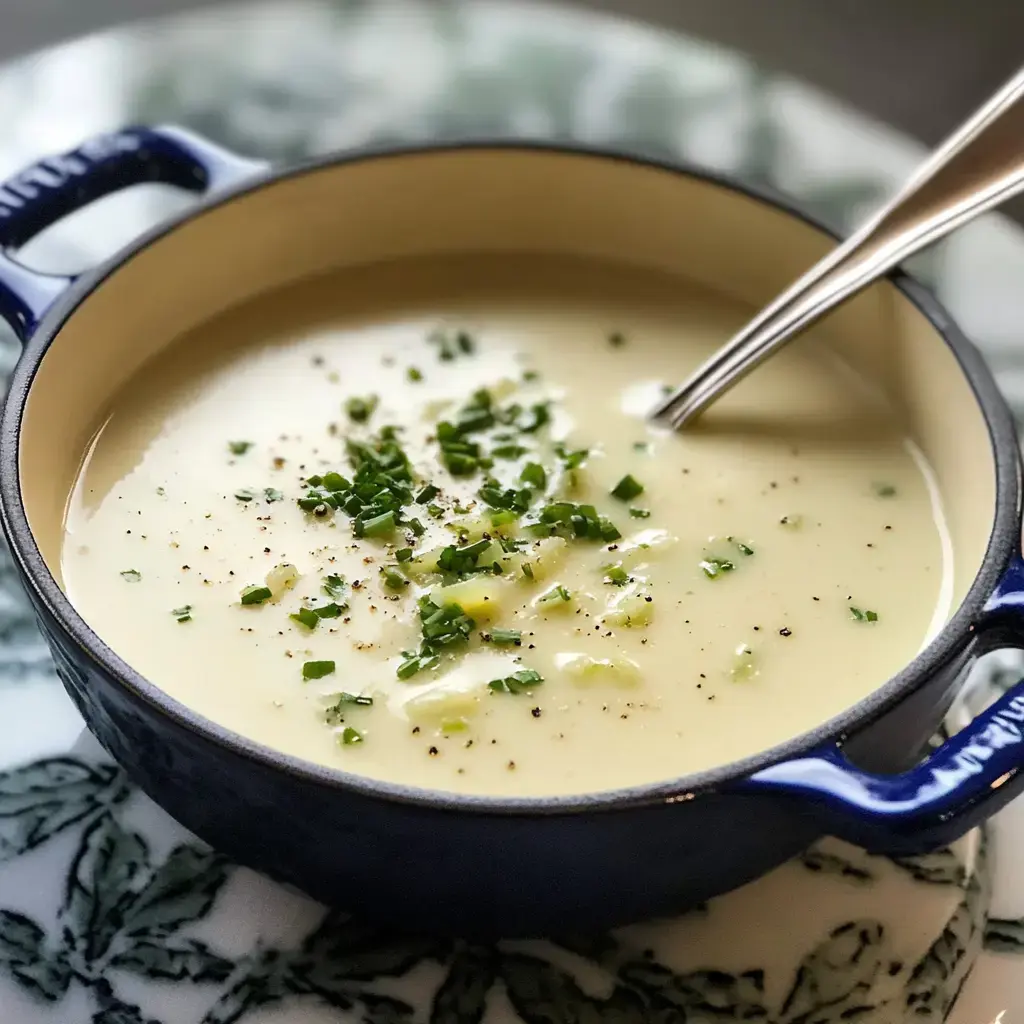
[0,125,267,341]
[742,555,1024,852]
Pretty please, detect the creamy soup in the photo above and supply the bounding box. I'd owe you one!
[60,255,948,796]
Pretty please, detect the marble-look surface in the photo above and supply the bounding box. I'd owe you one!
[0,3,1022,1022]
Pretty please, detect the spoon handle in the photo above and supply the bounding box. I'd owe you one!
[655,65,1024,430]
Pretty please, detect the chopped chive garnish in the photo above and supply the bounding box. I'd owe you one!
[406,366,423,382]
[228,440,253,456]
[234,488,256,502]
[360,510,397,538]
[485,628,522,645]
[416,483,440,504]
[629,508,651,519]
[345,395,379,423]
[555,445,588,470]
[171,605,192,623]
[313,602,344,618]
[307,474,324,487]
[324,693,373,725]
[732,539,755,556]
[290,607,319,630]
[381,565,409,590]
[521,562,534,580]
[322,471,347,491]
[538,584,572,604]
[850,606,879,623]
[396,547,413,562]
[489,509,520,530]
[520,462,547,490]
[488,669,544,694]
[397,658,423,680]
[263,487,284,503]
[120,569,142,583]
[302,660,336,680]
[535,501,620,542]
[700,558,735,580]
[240,585,273,605]
[492,444,528,460]
[632,441,650,453]
[522,369,540,382]
[329,692,374,709]
[407,517,426,537]
[608,331,626,347]
[322,575,346,599]
[873,483,897,498]
[518,402,551,433]
[427,503,444,519]
[456,331,475,354]
[603,565,629,586]
[443,451,478,476]
[611,474,644,501]
[340,727,364,745]
[156,486,166,496]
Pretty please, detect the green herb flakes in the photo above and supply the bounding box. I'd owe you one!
[850,606,879,623]
[406,366,423,383]
[234,488,256,502]
[538,584,572,604]
[629,508,651,519]
[608,331,626,348]
[603,565,629,587]
[228,440,253,456]
[302,660,336,681]
[324,693,373,725]
[873,483,897,498]
[489,669,544,694]
[120,569,142,583]
[484,627,522,645]
[345,394,379,423]
[381,565,409,590]
[340,726,364,745]
[322,575,346,600]
[290,607,319,630]
[171,605,192,623]
[263,487,284,503]
[700,558,735,580]
[520,462,547,490]
[240,585,273,605]
[611,474,644,501]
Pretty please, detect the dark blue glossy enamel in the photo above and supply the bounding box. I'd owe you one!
[0,127,1021,935]
[0,125,265,338]
[741,555,1024,852]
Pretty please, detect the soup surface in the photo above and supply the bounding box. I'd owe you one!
[61,255,949,796]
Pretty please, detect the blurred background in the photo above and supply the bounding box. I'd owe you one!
[0,0,1021,402]
[3,0,1023,153]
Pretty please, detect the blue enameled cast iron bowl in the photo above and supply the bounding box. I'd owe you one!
[1,126,1024,937]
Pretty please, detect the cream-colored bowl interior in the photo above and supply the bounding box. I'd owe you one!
[20,147,995,617]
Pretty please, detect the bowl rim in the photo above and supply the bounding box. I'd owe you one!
[1,138,1020,816]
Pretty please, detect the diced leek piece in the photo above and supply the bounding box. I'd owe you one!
[265,563,300,599]
[600,584,654,628]
[430,576,508,621]
[503,536,567,583]
[731,643,759,681]
[405,684,485,724]
[557,652,641,687]
[403,546,447,579]
[611,529,677,571]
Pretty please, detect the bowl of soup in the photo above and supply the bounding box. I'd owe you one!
[1,126,1022,937]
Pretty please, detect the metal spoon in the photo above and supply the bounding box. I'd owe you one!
[653,65,1024,430]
